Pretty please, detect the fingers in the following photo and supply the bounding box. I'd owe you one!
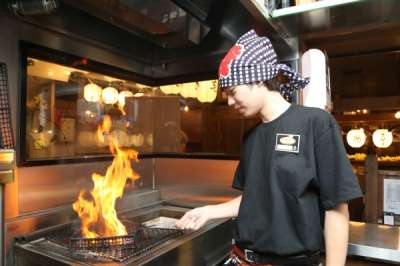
[176,214,198,230]
[192,217,207,231]
[175,208,207,231]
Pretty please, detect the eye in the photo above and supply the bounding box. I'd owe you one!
[228,87,236,96]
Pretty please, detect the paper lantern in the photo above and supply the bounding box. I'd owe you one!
[346,128,366,148]
[373,129,393,148]
[197,80,217,103]
[180,82,198,98]
[118,90,134,107]
[84,83,102,102]
[160,84,180,95]
[102,87,119,104]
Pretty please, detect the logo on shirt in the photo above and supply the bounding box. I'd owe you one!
[275,133,300,153]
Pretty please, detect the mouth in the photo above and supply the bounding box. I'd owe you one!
[236,107,245,113]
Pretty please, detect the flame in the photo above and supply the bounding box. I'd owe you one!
[73,115,139,238]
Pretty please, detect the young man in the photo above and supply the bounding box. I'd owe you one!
[176,30,362,266]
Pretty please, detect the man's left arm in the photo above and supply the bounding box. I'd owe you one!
[324,202,350,266]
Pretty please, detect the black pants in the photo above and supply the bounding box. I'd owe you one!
[223,260,322,266]
[224,246,322,266]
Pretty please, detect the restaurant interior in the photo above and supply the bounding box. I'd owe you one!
[1,0,400,265]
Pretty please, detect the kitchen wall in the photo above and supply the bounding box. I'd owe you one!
[0,15,154,219]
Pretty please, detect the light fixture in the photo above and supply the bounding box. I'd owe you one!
[118,91,134,107]
[84,83,102,102]
[160,84,180,95]
[180,82,198,98]
[102,87,119,104]
[346,128,366,148]
[159,79,218,102]
[372,129,393,148]
[197,80,217,103]
[395,111,400,119]
[134,92,144,97]
[272,0,362,17]
[183,105,189,112]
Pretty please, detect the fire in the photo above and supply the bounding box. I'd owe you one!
[73,115,139,238]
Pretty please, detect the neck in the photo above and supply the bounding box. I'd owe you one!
[259,92,291,123]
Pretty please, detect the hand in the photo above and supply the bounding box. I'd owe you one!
[175,206,210,231]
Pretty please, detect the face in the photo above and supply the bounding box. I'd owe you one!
[226,84,266,117]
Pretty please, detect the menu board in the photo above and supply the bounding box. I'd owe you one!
[383,178,400,215]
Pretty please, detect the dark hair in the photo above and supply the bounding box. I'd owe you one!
[254,73,288,92]
[224,73,288,92]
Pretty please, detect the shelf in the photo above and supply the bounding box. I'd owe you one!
[269,0,400,37]
[239,0,299,61]
[272,0,363,17]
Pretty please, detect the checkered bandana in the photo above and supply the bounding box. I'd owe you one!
[218,30,309,101]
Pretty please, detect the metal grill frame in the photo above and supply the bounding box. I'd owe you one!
[64,221,183,262]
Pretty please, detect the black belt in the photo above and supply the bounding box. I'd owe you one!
[233,245,320,265]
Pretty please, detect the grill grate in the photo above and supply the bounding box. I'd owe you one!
[46,220,183,263]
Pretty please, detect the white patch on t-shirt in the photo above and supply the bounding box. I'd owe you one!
[275,133,300,153]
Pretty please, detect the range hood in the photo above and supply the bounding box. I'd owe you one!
[3,0,400,83]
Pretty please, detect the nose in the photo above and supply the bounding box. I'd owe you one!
[227,95,235,106]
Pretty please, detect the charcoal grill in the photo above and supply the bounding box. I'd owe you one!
[13,205,234,266]
[41,219,183,263]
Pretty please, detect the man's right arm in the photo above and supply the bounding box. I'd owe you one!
[176,195,242,230]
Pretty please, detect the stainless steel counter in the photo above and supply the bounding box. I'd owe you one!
[348,221,400,264]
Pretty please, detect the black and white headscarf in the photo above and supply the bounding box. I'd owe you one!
[218,30,309,102]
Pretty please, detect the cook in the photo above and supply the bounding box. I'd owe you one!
[176,30,362,266]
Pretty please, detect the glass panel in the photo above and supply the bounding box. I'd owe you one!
[23,55,261,163]
[25,57,158,161]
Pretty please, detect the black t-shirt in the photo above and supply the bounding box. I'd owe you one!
[233,104,362,256]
